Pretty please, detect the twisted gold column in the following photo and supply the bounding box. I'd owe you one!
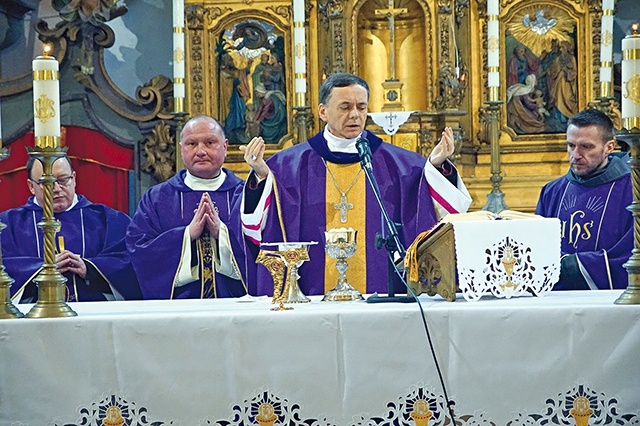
[0,147,24,319]
[25,147,76,318]
[616,128,640,304]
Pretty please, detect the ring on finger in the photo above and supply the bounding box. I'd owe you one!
[250,154,257,161]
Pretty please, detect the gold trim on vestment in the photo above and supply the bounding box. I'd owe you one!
[324,162,367,294]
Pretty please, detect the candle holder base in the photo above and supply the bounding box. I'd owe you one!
[25,268,76,318]
[0,270,23,319]
[614,287,640,305]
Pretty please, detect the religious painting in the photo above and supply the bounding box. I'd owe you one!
[214,19,288,145]
[504,5,578,135]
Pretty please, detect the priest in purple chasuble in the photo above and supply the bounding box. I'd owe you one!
[240,73,472,296]
[536,109,632,290]
[0,155,141,302]
[127,116,249,299]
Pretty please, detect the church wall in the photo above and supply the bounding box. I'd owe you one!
[1,0,639,214]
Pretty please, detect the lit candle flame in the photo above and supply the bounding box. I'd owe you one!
[43,44,52,56]
[632,23,639,35]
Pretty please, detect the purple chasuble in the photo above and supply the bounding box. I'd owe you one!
[0,195,141,301]
[252,131,438,296]
[536,153,632,289]
[126,169,248,299]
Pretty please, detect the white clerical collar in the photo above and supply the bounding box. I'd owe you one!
[184,170,227,191]
[34,194,78,211]
[323,125,360,154]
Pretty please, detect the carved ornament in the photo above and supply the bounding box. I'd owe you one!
[142,121,176,183]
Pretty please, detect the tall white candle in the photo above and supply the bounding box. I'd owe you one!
[293,0,307,106]
[486,0,500,101]
[622,24,640,130]
[173,0,186,112]
[599,0,615,97]
[32,49,61,148]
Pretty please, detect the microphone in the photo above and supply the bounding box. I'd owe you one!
[356,136,372,171]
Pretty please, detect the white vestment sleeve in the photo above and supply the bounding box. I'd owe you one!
[241,172,274,244]
[424,159,472,220]
[212,222,241,280]
[175,227,199,287]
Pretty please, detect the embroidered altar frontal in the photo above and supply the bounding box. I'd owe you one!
[0,292,638,425]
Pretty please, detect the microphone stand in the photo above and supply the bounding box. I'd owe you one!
[357,138,415,304]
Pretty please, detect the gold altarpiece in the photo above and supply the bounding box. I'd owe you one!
[182,0,615,212]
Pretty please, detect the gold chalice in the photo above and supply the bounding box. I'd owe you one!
[322,228,363,302]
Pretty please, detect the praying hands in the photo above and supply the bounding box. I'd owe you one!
[189,192,220,240]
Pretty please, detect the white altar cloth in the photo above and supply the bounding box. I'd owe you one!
[0,291,638,425]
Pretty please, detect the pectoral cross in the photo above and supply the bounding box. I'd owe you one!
[375,0,407,80]
[334,194,353,223]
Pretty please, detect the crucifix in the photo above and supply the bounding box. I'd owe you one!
[375,0,407,81]
[334,195,354,223]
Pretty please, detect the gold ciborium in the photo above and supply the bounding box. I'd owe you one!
[257,242,316,310]
[322,228,363,302]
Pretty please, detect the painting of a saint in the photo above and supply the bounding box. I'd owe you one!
[215,19,288,145]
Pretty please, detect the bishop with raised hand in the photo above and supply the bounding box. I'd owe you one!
[240,73,471,297]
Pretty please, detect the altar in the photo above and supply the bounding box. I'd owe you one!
[0,291,638,425]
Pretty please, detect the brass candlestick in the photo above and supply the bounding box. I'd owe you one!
[25,146,76,318]
[481,100,509,213]
[0,146,24,319]
[615,127,640,305]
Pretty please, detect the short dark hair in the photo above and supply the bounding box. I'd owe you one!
[567,109,615,143]
[319,73,370,105]
[180,115,226,140]
[26,155,74,180]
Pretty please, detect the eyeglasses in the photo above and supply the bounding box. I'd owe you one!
[30,176,74,188]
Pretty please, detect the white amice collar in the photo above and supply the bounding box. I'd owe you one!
[323,125,360,154]
[34,194,78,211]
[185,169,227,191]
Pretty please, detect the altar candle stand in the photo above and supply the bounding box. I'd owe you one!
[25,46,77,318]
[481,0,508,213]
[292,0,312,143]
[616,24,640,305]
[173,0,188,171]
[0,100,24,318]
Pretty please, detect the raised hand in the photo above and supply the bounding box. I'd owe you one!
[429,127,455,168]
[239,136,270,179]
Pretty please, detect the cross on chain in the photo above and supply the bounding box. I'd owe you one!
[334,194,353,223]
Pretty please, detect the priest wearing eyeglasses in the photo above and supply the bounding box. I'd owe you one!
[0,155,141,302]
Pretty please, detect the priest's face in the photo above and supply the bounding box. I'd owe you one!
[318,84,368,140]
[566,124,615,177]
[28,157,76,213]
[181,118,229,179]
